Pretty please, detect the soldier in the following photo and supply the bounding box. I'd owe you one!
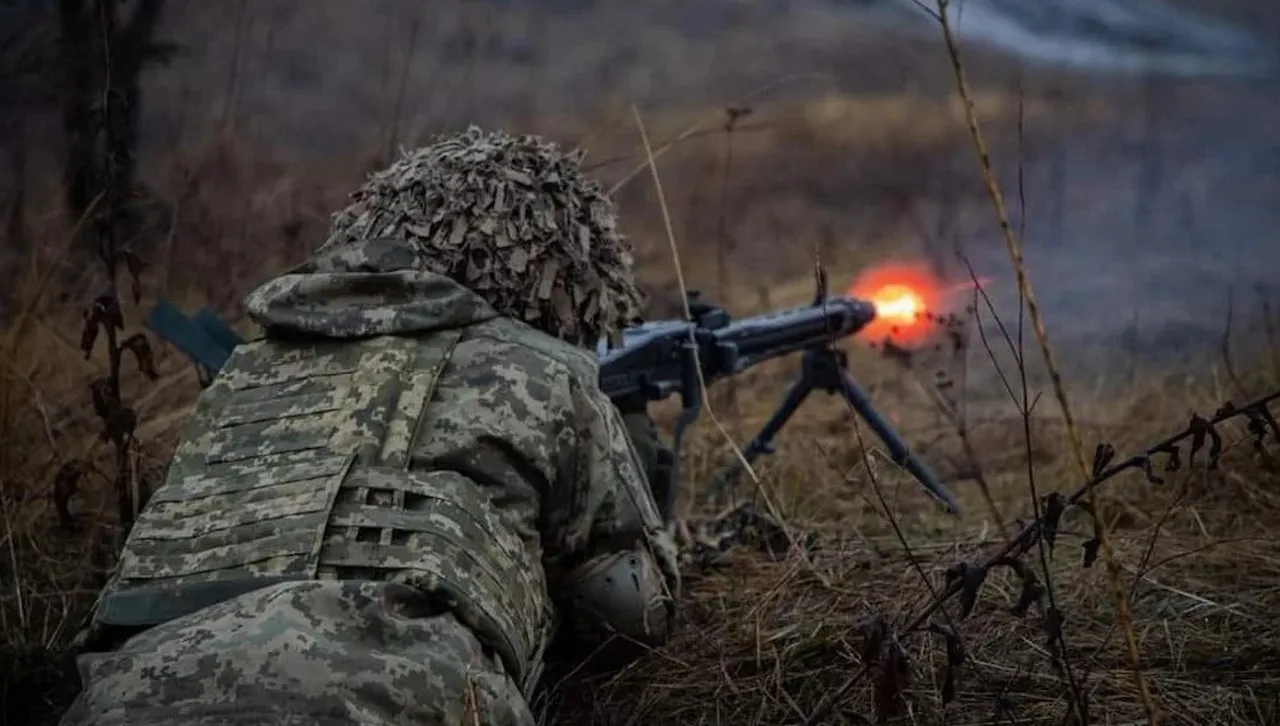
[60,127,682,726]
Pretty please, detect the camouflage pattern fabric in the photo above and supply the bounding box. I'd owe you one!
[61,581,535,726]
[62,128,680,726]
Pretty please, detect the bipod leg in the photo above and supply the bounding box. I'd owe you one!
[665,340,705,525]
[704,345,849,504]
[837,370,962,515]
[704,358,819,504]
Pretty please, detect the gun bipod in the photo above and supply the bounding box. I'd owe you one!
[701,343,962,516]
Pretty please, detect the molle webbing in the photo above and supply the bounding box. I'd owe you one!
[97,331,549,685]
[110,333,457,587]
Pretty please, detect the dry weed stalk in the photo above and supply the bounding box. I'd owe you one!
[954,90,1094,712]
[66,0,165,537]
[815,411,978,723]
[628,103,820,582]
[606,74,831,196]
[714,106,750,416]
[927,0,1157,722]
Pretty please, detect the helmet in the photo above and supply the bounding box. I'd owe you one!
[321,126,645,345]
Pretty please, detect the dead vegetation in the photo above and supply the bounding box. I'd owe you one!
[3,1,1280,725]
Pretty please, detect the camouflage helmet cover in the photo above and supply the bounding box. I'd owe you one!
[321,126,645,345]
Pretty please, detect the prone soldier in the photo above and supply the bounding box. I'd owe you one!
[59,126,681,726]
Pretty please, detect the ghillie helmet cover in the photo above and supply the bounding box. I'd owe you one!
[320,126,645,345]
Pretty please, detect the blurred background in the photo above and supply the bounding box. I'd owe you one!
[4,0,1277,384]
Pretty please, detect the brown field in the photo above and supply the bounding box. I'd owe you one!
[3,2,1280,725]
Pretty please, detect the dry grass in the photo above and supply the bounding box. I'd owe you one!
[3,13,1280,724]
[539,350,1280,725]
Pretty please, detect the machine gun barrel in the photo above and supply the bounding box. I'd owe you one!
[712,296,876,368]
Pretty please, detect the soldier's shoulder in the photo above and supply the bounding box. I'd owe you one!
[466,317,599,382]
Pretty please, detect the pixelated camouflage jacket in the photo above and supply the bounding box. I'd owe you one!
[94,236,681,687]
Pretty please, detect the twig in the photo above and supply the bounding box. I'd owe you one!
[628,103,826,587]
[463,671,483,726]
[1006,86,1087,716]
[808,439,1007,726]
[608,74,831,196]
[1,499,26,629]
[898,283,1008,533]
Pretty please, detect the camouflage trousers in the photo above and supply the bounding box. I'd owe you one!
[59,580,537,726]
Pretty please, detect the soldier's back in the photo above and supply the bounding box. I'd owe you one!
[62,317,596,726]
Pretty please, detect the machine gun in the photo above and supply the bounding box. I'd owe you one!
[145,274,962,525]
[596,274,961,521]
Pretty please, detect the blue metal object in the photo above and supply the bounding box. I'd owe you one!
[193,307,245,351]
[144,299,243,378]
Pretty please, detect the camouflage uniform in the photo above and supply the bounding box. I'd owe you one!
[61,129,681,726]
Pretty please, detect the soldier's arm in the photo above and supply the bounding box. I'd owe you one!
[547,376,681,655]
[613,392,677,524]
